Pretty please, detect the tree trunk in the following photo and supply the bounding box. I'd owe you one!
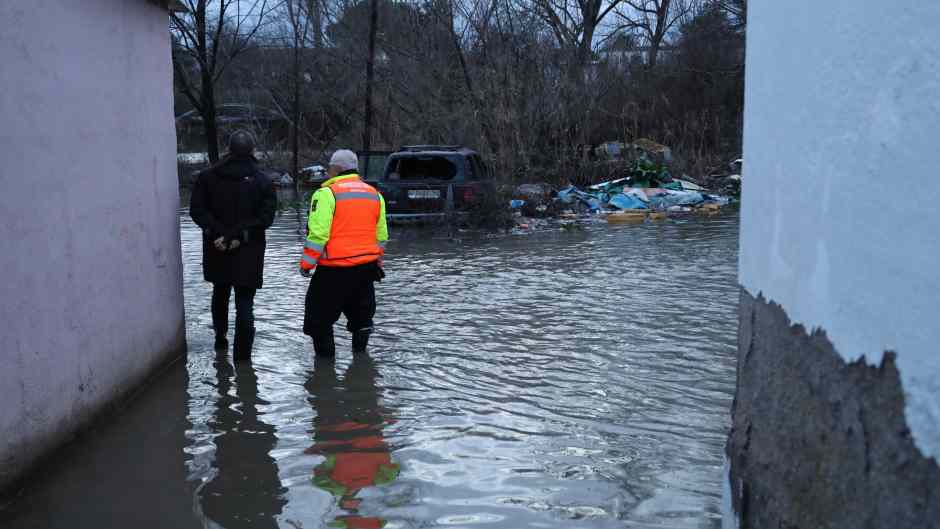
[311,0,323,50]
[292,42,301,189]
[201,69,220,164]
[647,0,671,69]
[194,0,220,164]
[648,38,661,68]
[572,18,597,156]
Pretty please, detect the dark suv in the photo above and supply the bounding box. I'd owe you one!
[377,146,494,221]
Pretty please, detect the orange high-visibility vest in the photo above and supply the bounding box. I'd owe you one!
[319,178,383,267]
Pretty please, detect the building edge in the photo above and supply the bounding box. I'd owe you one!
[724,288,939,528]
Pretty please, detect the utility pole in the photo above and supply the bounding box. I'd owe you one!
[292,36,301,190]
[362,0,379,179]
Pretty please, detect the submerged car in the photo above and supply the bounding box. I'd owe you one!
[300,164,327,184]
[376,146,494,221]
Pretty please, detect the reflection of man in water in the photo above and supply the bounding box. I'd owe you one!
[200,354,287,528]
[306,355,398,529]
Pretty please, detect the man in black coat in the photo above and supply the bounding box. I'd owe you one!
[190,130,277,361]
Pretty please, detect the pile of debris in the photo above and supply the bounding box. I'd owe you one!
[555,180,728,224]
[706,158,742,198]
[563,157,728,208]
[510,150,735,227]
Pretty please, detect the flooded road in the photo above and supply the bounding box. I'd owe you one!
[1,198,740,529]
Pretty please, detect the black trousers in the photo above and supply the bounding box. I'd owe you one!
[303,263,378,337]
[212,283,256,338]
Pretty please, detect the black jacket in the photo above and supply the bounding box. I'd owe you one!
[190,157,277,289]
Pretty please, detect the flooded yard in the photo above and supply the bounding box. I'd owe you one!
[1,198,740,529]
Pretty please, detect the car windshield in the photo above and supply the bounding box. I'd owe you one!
[387,155,459,181]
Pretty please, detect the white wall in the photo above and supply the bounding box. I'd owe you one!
[740,1,940,460]
[0,0,184,488]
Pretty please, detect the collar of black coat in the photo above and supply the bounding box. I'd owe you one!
[215,157,258,180]
[338,169,359,177]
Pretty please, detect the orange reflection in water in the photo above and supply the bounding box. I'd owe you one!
[306,355,399,529]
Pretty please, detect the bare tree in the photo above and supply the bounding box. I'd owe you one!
[531,0,623,66]
[444,0,500,155]
[282,0,318,184]
[529,0,625,151]
[171,0,273,164]
[616,0,695,68]
[171,0,746,186]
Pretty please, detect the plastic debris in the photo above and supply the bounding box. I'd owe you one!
[509,164,733,230]
[608,193,649,210]
[514,183,553,199]
[557,185,604,211]
[674,178,705,191]
[624,188,650,202]
[698,203,722,215]
[607,210,648,224]
[649,190,705,209]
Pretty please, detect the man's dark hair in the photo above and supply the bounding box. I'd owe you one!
[228,130,257,159]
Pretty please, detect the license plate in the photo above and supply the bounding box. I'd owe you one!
[408,189,440,199]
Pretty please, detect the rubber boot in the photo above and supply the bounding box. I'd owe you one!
[233,324,255,362]
[352,329,371,354]
[214,334,229,352]
[313,328,336,358]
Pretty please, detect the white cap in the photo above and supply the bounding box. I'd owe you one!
[329,149,359,172]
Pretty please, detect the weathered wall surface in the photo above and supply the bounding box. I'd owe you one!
[0,0,184,492]
[728,292,939,527]
[731,0,940,526]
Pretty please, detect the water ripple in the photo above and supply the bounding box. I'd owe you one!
[180,202,740,529]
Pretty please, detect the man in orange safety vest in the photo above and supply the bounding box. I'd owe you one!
[300,149,388,357]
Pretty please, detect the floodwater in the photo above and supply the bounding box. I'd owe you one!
[1,192,740,529]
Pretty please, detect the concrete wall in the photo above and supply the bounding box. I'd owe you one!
[0,0,184,492]
[729,0,940,526]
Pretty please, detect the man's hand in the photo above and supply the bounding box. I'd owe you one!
[374,260,386,281]
[228,239,241,250]
[300,266,313,278]
[214,236,227,252]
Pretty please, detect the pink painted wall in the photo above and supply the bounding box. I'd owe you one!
[0,0,184,490]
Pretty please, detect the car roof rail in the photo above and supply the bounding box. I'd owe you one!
[399,144,464,152]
